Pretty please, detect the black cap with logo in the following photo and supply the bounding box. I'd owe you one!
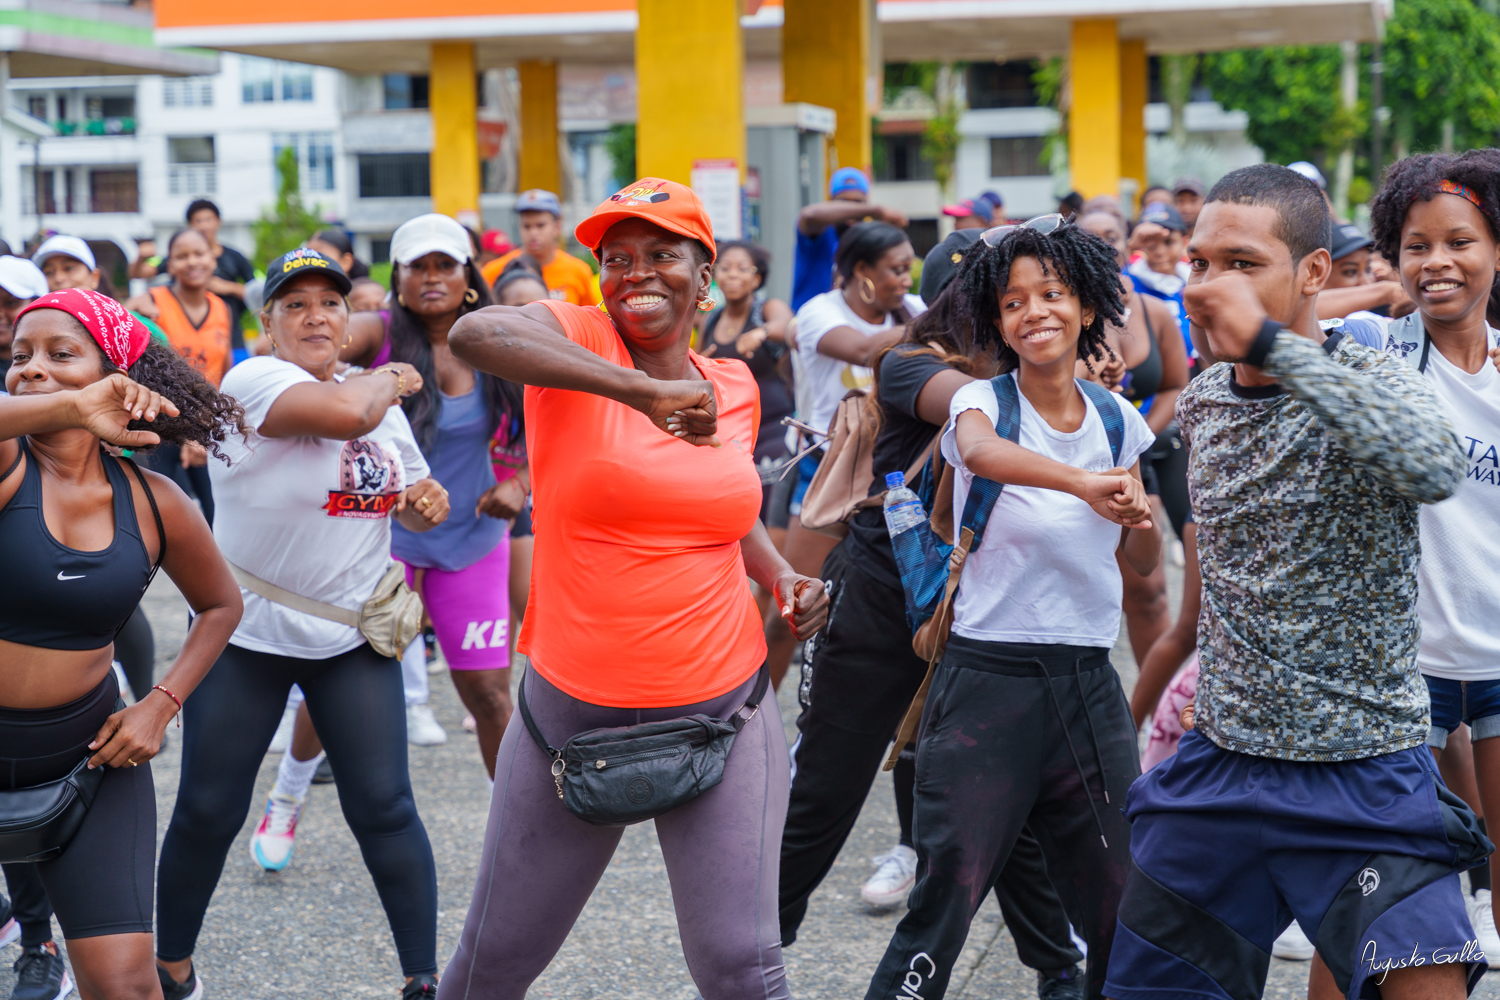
[919,229,984,306]
[263,247,353,302]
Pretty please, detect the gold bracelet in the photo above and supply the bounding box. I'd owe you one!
[374,364,407,397]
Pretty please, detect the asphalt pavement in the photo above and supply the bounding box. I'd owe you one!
[2,565,1495,999]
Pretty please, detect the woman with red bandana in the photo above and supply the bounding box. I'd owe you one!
[0,288,243,999]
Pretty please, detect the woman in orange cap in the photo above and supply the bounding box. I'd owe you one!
[436,179,830,1000]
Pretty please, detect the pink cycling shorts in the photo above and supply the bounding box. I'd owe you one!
[402,537,511,671]
[1140,651,1199,772]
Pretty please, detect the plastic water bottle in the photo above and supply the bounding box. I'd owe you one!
[883,471,928,536]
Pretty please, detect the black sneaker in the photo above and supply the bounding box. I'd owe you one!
[11,944,72,1000]
[1037,964,1085,1000]
[312,757,335,785]
[156,961,204,1000]
[401,974,439,999]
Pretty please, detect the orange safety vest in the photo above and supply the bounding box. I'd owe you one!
[150,285,231,387]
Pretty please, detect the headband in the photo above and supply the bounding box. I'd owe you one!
[1436,179,1483,210]
[16,288,151,370]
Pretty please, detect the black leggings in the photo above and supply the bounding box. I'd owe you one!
[146,443,214,526]
[156,641,437,975]
[0,672,155,940]
[115,605,155,703]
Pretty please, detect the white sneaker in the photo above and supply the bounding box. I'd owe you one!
[861,844,918,907]
[249,792,302,872]
[1272,920,1315,961]
[268,705,297,754]
[407,704,448,746]
[1471,889,1500,967]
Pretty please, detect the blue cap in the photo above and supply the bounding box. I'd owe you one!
[885,471,905,489]
[516,188,563,217]
[1138,201,1187,233]
[829,167,870,198]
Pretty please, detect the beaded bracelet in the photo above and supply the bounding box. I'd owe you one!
[152,684,183,727]
[373,364,410,398]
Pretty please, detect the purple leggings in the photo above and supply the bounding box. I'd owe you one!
[438,667,791,1000]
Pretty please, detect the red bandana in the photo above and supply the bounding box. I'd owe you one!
[17,288,151,370]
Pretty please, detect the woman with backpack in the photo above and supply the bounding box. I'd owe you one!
[864,217,1157,1000]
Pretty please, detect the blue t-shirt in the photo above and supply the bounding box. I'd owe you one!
[391,385,508,573]
[791,226,839,312]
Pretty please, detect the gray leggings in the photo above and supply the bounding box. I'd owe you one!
[438,667,790,1000]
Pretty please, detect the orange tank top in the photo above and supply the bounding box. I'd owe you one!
[150,285,231,387]
[519,299,766,708]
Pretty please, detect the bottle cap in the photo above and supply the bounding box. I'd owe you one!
[885,472,904,488]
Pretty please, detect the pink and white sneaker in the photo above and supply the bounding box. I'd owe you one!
[249,792,302,872]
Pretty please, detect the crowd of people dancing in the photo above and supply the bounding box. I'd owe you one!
[0,144,1497,1000]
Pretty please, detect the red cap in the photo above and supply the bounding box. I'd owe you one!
[480,229,513,257]
[574,178,717,264]
[18,288,151,371]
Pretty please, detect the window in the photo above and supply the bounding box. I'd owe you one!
[242,56,313,103]
[989,136,1048,177]
[56,96,67,121]
[163,77,214,108]
[26,96,45,119]
[358,153,430,198]
[272,132,337,191]
[382,74,429,110]
[969,62,1040,109]
[168,135,216,195]
[90,168,139,213]
[873,134,934,182]
[370,238,392,264]
[28,170,57,215]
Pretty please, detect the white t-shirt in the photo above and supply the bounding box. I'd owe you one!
[940,375,1155,647]
[795,290,926,437]
[1406,328,1500,679]
[212,356,430,658]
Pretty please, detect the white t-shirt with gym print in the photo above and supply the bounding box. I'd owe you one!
[940,375,1155,648]
[213,356,430,658]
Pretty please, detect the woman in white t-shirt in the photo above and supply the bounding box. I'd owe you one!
[154,250,451,1000]
[865,218,1159,1000]
[771,222,927,687]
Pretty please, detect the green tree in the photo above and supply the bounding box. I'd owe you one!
[251,146,322,271]
[604,123,636,187]
[1384,0,1500,157]
[1201,45,1354,176]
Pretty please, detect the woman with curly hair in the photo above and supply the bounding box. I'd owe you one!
[1356,149,1500,979]
[0,288,243,999]
[340,213,524,771]
[864,218,1158,1000]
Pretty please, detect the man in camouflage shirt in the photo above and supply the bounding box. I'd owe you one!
[1105,165,1484,1000]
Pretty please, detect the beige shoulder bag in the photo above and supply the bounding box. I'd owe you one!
[229,562,423,658]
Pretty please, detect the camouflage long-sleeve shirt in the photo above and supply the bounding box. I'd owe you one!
[1179,327,1465,762]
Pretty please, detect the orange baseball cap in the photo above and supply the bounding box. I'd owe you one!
[574,178,717,264]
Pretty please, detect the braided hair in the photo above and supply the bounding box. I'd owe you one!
[954,222,1126,374]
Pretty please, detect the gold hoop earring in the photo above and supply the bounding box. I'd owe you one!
[697,297,716,312]
[464,288,480,304]
[397,293,406,309]
[859,277,876,305]
[341,334,353,350]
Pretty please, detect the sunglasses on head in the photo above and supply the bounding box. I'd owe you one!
[980,213,1067,247]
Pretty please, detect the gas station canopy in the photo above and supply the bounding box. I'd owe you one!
[153,0,1387,73]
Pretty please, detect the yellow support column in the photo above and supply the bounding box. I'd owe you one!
[783,0,871,176]
[518,60,561,193]
[1068,19,1121,201]
[1120,38,1148,216]
[430,42,480,224]
[635,0,744,185]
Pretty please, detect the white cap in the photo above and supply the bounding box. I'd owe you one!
[1287,161,1327,190]
[0,256,50,299]
[389,214,472,266]
[32,234,97,271]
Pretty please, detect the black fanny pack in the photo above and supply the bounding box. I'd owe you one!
[0,746,109,864]
[518,666,769,827]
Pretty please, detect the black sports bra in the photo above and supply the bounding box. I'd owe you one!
[0,440,164,650]
[1121,297,1164,405]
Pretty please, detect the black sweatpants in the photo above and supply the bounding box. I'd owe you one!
[864,638,1139,1000]
[146,443,214,526]
[157,641,438,975]
[781,541,1082,975]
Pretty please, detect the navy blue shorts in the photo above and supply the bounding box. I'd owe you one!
[1106,730,1491,1000]
[1425,675,1500,748]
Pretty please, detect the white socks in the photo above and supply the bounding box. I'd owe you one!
[275,749,325,802]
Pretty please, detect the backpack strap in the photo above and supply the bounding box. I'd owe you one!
[953,374,1023,552]
[1074,378,1125,466]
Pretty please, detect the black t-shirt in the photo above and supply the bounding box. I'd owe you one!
[843,346,953,589]
[701,299,794,460]
[214,244,256,350]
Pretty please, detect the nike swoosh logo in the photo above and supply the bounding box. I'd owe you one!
[57,572,85,581]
